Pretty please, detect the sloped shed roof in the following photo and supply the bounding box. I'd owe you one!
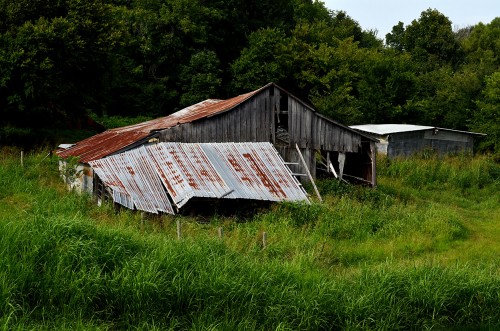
[89,142,308,214]
[351,124,485,136]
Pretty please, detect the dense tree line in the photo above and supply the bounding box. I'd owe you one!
[0,0,498,156]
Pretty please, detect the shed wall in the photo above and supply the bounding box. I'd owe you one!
[387,130,475,158]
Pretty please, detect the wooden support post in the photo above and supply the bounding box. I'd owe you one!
[328,161,338,179]
[326,152,330,174]
[21,151,24,167]
[262,232,267,249]
[295,144,322,202]
[338,152,346,179]
[218,227,223,239]
[371,141,377,187]
[176,219,181,239]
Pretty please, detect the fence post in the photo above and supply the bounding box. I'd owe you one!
[177,219,181,239]
[218,227,223,239]
[21,151,24,167]
[262,232,267,249]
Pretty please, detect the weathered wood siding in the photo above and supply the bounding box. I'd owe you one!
[160,89,275,143]
[287,97,361,153]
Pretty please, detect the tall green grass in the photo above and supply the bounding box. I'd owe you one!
[1,149,499,329]
[378,153,499,190]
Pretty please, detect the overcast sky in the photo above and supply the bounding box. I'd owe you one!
[322,0,498,39]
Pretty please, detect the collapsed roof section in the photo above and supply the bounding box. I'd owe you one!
[89,142,309,214]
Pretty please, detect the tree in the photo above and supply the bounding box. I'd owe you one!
[179,50,222,107]
[462,18,500,76]
[386,9,464,69]
[0,0,121,128]
[231,28,289,91]
[385,22,405,51]
[355,49,417,124]
[474,71,500,156]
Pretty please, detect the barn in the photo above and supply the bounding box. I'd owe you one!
[350,124,485,158]
[57,83,377,211]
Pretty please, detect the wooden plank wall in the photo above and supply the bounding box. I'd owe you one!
[287,98,361,153]
[159,90,275,144]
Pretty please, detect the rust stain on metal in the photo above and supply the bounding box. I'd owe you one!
[89,147,175,214]
[170,149,199,190]
[226,154,251,183]
[148,152,177,198]
[242,152,286,199]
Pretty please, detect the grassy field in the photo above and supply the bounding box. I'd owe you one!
[1,148,499,330]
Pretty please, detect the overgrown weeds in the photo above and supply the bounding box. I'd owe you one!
[0,150,499,329]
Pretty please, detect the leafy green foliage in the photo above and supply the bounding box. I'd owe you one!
[474,72,500,158]
[388,9,464,69]
[0,1,499,153]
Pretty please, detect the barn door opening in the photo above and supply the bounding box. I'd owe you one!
[274,91,289,147]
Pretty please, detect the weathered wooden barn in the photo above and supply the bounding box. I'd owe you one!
[350,124,485,158]
[58,83,377,193]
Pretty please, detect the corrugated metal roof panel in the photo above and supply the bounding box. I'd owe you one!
[90,158,135,210]
[124,147,175,214]
[350,124,434,135]
[202,143,268,200]
[58,130,150,163]
[351,124,486,136]
[89,148,175,214]
[146,143,232,208]
[202,143,308,202]
[89,142,308,214]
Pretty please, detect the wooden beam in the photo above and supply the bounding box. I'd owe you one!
[295,144,322,202]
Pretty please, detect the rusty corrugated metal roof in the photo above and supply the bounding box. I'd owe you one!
[90,147,175,214]
[90,157,135,210]
[57,90,259,163]
[146,142,308,206]
[201,142,306,201]
[147,143,233,208]
[89,142,308,213]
